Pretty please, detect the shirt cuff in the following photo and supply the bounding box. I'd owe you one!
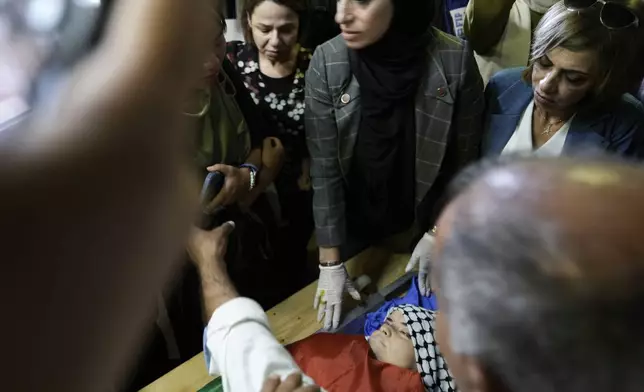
[203,297,268,375]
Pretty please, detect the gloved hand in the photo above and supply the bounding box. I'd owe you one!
[405,232,435,296]
[314,263,361,330]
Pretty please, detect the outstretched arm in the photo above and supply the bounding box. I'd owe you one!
[188,223,318,391]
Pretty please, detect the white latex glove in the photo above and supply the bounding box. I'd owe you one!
[314,264,361,330]
[405,232,435,296]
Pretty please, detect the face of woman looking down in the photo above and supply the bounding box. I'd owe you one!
[335,0,394,49]
[531,47,601,115]
[248,0,300,63]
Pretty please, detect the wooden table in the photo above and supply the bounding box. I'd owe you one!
[141,245,411,392]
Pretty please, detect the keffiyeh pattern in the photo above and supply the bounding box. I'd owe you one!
[391,305,458,392]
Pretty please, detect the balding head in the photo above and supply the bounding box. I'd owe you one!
[434,156,644,392]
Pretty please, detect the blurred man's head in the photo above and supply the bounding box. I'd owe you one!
[432,156,644,392]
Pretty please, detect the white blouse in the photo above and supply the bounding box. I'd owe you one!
[502,100,572,157]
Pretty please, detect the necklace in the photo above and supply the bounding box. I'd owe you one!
[539,110,564,136]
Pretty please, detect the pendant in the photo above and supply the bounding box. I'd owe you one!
[542,124,553,136]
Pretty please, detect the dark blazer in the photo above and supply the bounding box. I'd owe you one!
[483,68,644,157]
[305,30,485,247]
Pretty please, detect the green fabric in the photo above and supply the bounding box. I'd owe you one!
[198,377,223,392]
[465,0,545,55]
[194,70,251,181]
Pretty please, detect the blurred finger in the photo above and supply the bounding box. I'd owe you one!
[280,373,303,390]
[205,190,227,212]
[316,298,326,323]
[418,272,428,297]
[405,256,419,273]
[332,303,341,330]
[217,221,236,237]
[345,279,362,301]
[260,375,280,392]
[207,164,231,175]
[323,302,333,330]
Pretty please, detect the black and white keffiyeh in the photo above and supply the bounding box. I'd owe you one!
[390,305,458,392]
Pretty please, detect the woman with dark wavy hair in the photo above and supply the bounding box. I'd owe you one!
[227,0,315,290]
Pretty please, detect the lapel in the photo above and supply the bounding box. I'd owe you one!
[334,75,361,179]
[484,80,533,155]
[412,39,454,202]
[563,110,609,153]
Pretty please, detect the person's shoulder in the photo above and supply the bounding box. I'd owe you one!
[311,34,348,63]
[308,35,349,77]
[486,68,530,98]
[611,94,644,126]
[489,68,525,88]
[617,93,644,114]
[428,29,472,75]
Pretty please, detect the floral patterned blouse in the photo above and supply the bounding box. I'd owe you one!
[226,41,312,194]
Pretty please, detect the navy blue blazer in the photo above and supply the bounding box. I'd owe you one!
[482,68,644,157]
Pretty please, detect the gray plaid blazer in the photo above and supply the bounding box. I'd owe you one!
[305,30,484,247]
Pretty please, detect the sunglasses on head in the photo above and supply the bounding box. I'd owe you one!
[564,0,639,29]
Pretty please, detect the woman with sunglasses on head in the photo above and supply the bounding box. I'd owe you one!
[482,0,644,158]
[226,0,316,291]
[305,0,484,330]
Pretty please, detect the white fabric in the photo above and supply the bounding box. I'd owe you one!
[524,0,558,13]
[204,297,318,392]
[502,100,571,157]
[224,19,244,42]
[474,0,532,85]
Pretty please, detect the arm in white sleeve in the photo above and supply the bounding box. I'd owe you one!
[204,297,317,392]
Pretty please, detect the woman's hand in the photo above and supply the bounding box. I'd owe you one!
[205,164,251,210]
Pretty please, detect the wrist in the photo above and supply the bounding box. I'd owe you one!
[239,163,257,191]
[196,256,226,277]
[319,247,341,264]
[319,260,342,267]
[201,276,238,317]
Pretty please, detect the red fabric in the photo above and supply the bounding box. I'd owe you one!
[287,333,425,392]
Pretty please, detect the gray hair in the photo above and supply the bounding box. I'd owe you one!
[522,0,637,102]
[439,158,644,391]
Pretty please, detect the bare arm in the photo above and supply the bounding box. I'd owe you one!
[189,223,319,391]
[187,223,239,317]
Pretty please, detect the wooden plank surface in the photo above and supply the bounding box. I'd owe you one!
[141,245,411,392]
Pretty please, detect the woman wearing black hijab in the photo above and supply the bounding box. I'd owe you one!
[305,0,484,330]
